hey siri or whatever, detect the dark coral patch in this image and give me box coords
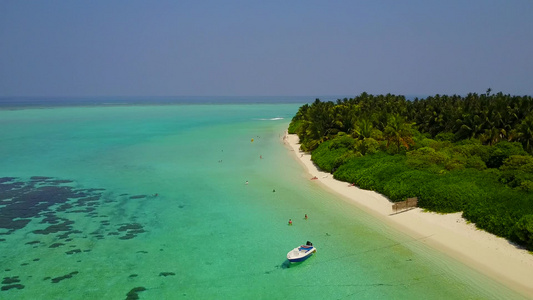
[0,176,154,272]
[65,249,81,255]
[56,229,82,240]
[2,276,20,284]
[33,220,74,235]
[1,284,24,291]
[128,274,138,278]
[119,234,136,240]
[70,207,96,213]
[159,272,175,277]
[0,177,105,236]
[0,177,17,184]
[116,223,146,240]
[1,276,24,292]
[1,219,31,232]
[50,271,79,283]
[0,184,73,231]
[40,213,60,224]
[126,287,146,300]
[56,203,73,212]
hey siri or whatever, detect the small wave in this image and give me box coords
[255,117,284,121]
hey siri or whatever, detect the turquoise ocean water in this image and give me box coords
[0,98,526,299]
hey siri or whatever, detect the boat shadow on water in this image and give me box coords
[281,260,292,269]
[280,254,316,269]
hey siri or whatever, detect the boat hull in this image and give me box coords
[287,246,316,263]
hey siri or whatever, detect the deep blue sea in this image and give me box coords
[0,97,525,299]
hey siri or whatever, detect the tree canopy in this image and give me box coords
[290,92,533,153]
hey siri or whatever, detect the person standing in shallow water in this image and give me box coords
[288,219,292,226]
[305,214,308,220]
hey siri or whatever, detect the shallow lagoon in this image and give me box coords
[0,102,525,299]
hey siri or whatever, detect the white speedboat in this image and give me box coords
[287,241,316,263]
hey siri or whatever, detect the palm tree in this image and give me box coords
[384,114,415,153]
[455,114,485,140]
[300,99,336,150]
[515,116,533,153]
[480,127,506,146]
[333,103,358,134]
[351,119,373,140]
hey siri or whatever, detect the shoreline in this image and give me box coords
[284,132,533,298]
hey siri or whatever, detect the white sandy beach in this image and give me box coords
[284,133,533,298]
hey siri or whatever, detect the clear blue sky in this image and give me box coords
[1,0,532,97]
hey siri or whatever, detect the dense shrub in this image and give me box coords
[312,136,356,172]
[499,155,533,188]
[381,170,434,202]
[355,138,381,155]
[333,153,390,189]
[486,141,527,168]
[312,143,533,248]
[419,174,485,213]
[463,190,525,238]
[407,147,448,165]
[465,156,487,170]
[511,215,533,251]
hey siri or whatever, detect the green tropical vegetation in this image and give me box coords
[288,91,533,251]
